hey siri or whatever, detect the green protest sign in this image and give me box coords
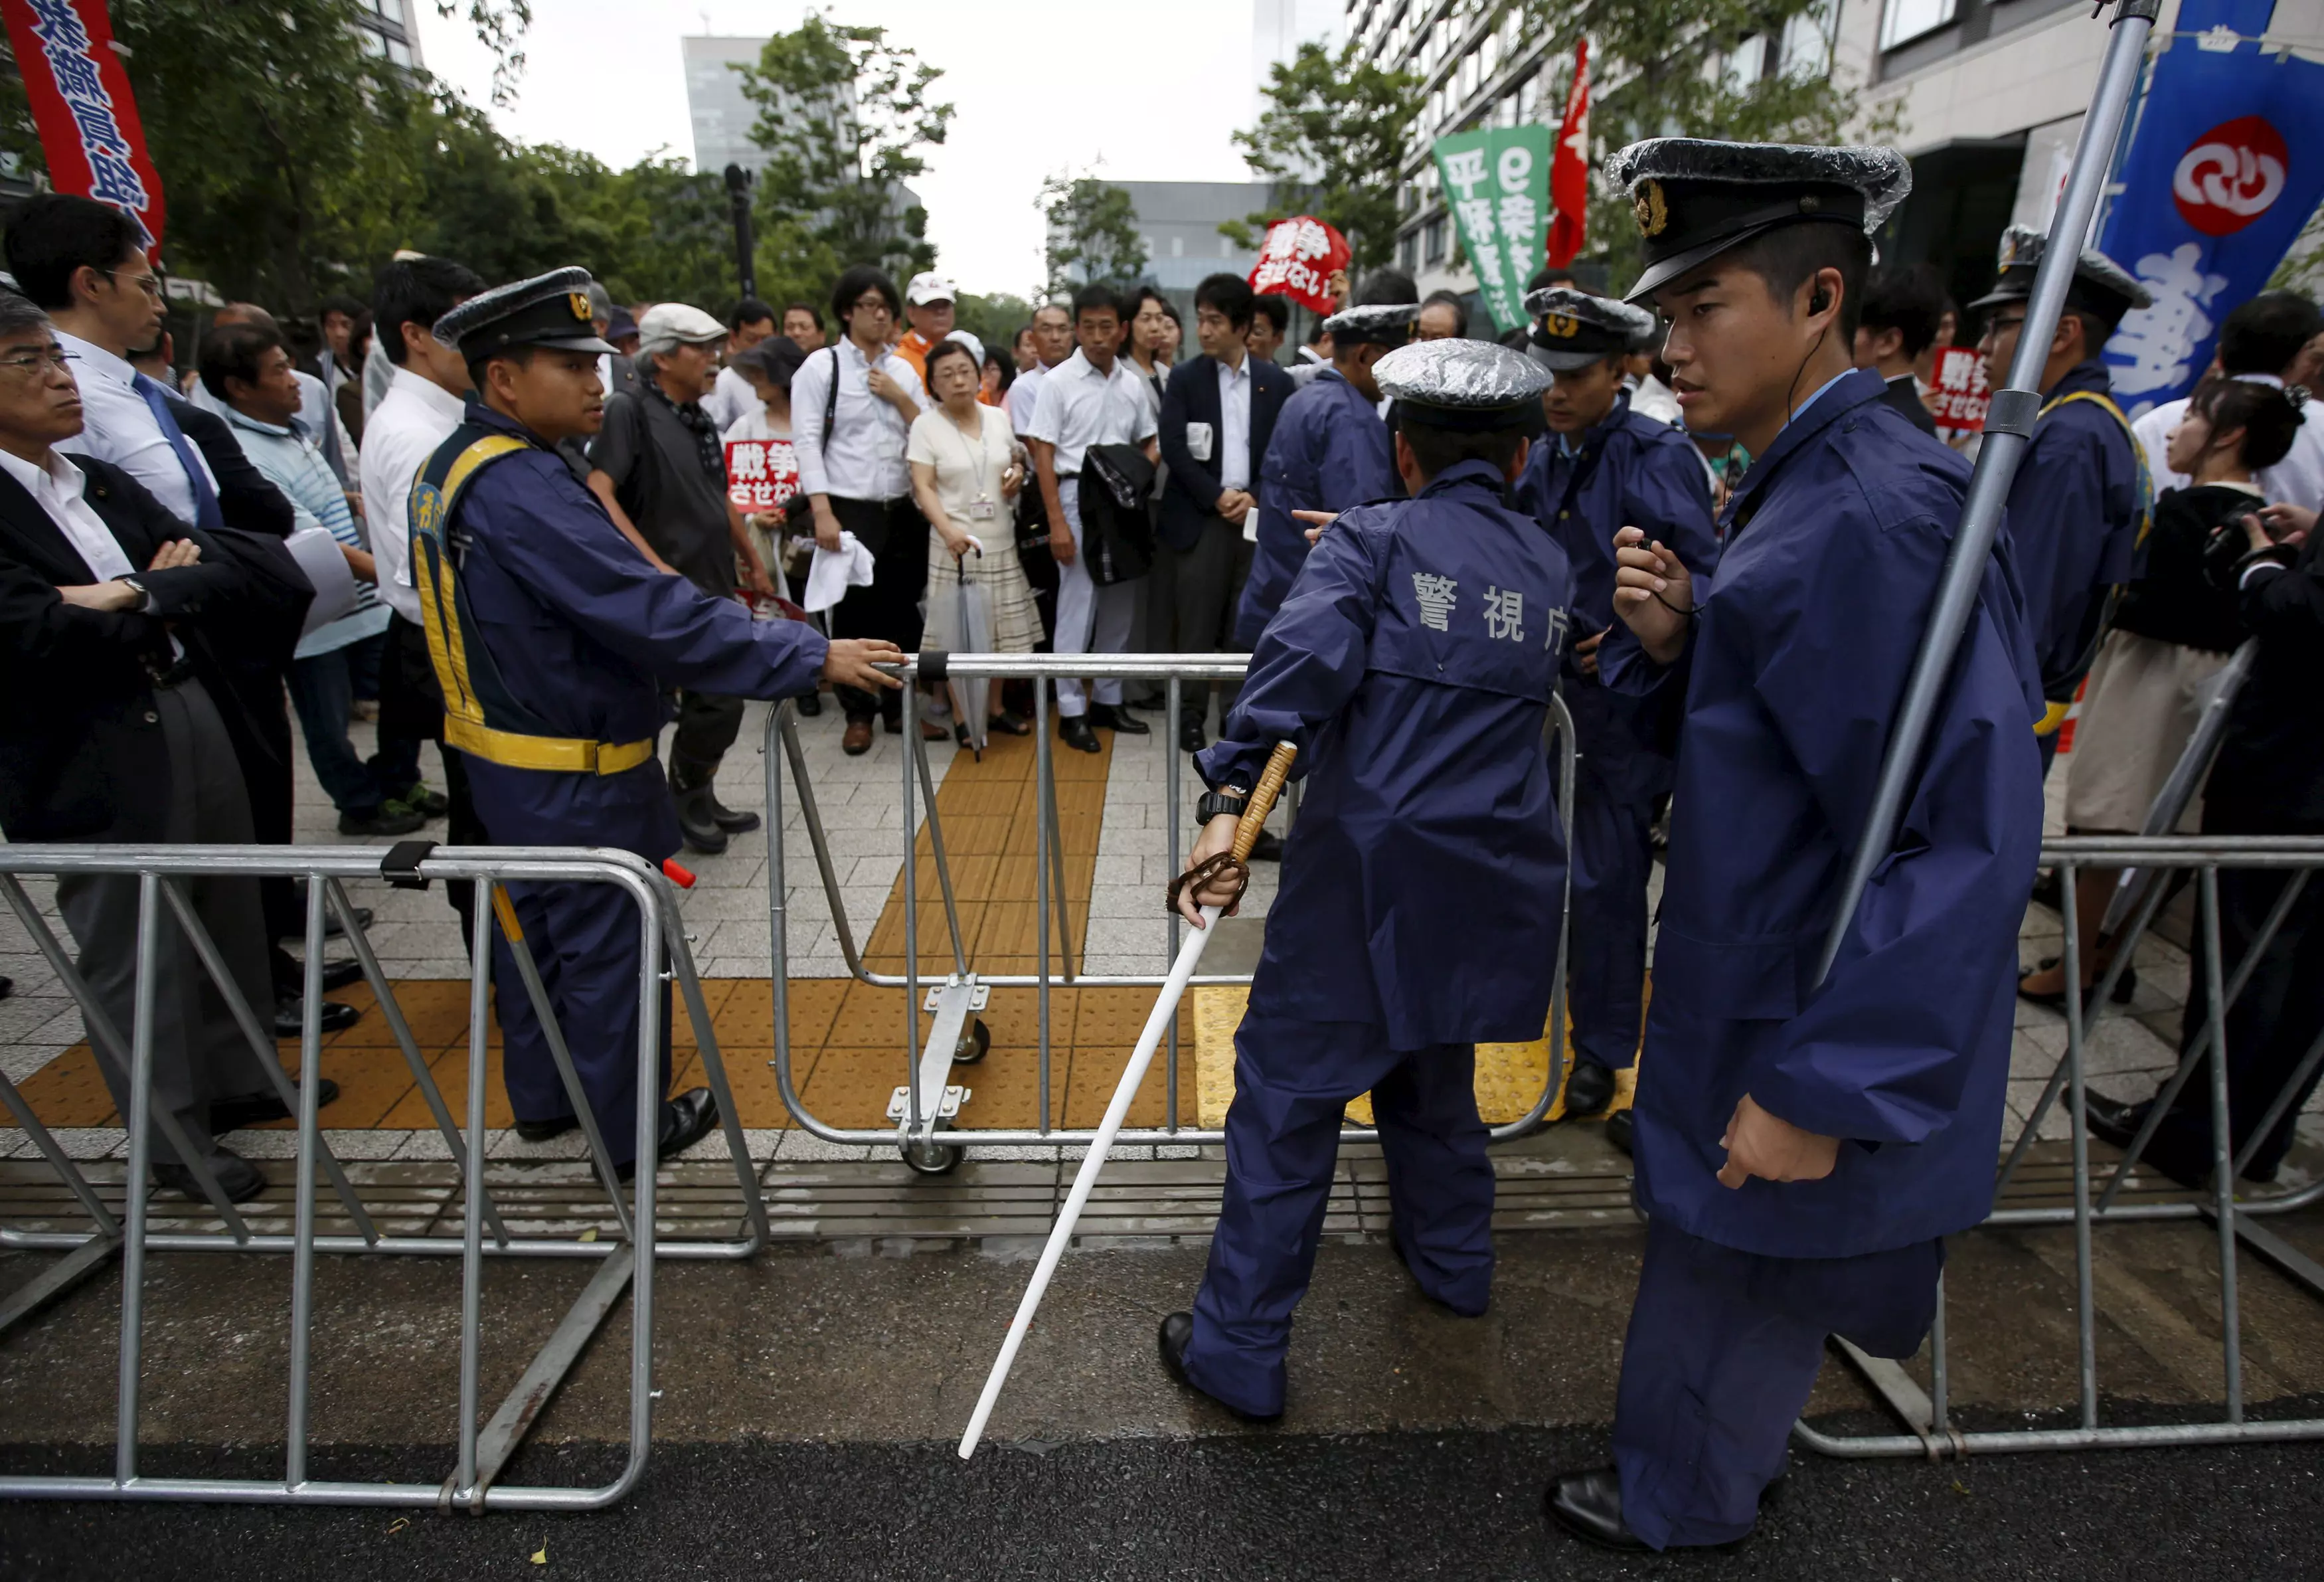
[1431,125,1552,334]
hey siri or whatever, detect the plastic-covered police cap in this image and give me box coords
[434,266,618,363]
[1523,286,1659,371]
[1967,224,2153,329]
[1376,339,1551,435]
[1604,139,1912,304]
[1322,301,1420,347]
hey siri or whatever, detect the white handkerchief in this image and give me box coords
[1185,421,1214,463]
[803,530,876,613]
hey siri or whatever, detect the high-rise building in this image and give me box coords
[353,0,425,73]
[683,36,770,178]
[1251,0,1346,123]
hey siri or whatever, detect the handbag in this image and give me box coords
[1080,443,1157,586]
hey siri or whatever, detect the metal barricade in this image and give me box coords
[0,843,769,1509]
[1798,834,2324,1460]
[766,653,1579,1172]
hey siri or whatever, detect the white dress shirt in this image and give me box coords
[2133,375,2324,509]
[703,363,757,431]
[54,329,218,527]
[358,364,467,624]
[1027,349,1157,476]
[1216,354,1254,493]
[0,445,134,579]
[1006,363,1048,436]
[789,337,928,503]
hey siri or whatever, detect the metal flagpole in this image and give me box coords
[1815,0,2162,986]
[957,740,1299,1460]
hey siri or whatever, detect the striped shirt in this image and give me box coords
[223,406,390,659]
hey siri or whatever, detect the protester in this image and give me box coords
[1008,302,1072,436]
[981,344,1012,406]
[334,312,373,448]
[201,323,420,838]
[703,296,776,430]
[206,302,358,487]
[1012,324,1040,375]
[1124,285,1175,416]
[1622,330,1685,428]
[897,273,957,387]
[1123,284,1177,707]
[2132,292,2324,508]
[792,265,933,754]
[909,337,1037,738]
[1416,290,1467,341]
[587,301,778,853]
[0,290,317,1202]
[1975,226,2151,772]
[722,335,808,622]
[782,301,826,351]
[1853,264,1948,436]
[1247,296,1290,365]
[1159,272,1292,752]
[1027,283,1159,753]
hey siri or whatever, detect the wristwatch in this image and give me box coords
[1195,788,1249,824]
[119,574,149,610]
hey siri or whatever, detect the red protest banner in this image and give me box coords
[0,0,166,250]
[1248,217,1351,314]
[1545,39,1590,269]
[725,435,799,514]
[1929,346,1989,432]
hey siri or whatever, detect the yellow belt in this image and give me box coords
[444,715,656,776]
[2034,700,2072,737]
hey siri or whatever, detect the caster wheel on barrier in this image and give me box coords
[952,1017,990,1065]
[902,1134,963,1175]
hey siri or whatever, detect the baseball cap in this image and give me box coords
[906,272,957,307]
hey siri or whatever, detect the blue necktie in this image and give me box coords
[133,372,225,533]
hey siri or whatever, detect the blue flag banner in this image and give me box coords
[2098,0,2324,417]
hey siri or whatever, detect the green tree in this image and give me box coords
[736,13,952,296]
[1229,40,1423,273]
[954,290,1035,354]
[1040,174,1145,297]
[1517,0,1894,284]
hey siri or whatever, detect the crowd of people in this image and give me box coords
[0,133,2321,1553]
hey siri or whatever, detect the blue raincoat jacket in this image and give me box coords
[1233,368,1396,649]
[2003,359,2145,703]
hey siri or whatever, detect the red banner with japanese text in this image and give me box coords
[1928,347,1989,432]
[1,0,165,250]
[725,435,799,515]
[1545,39,1590,269]
[1248,217,1351,314]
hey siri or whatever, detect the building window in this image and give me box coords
[1722,35,1767,91]
[1782,0,1835,78]
[1171,234,1185,258]
[1880,0,1958,49]
[1401,231,1420,272]
[1424,217,1446,264]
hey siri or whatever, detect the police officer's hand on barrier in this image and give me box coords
[821,638,905,692]
[1610,525,1695,667]
[1715,1095,1838,1189]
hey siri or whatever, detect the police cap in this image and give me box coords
[1967,224,2153,331]
[1375,339,1551,434]
[1523,287,1659,371]
[434,266,618,364]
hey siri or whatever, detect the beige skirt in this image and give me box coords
[2064,629,2232,832]
[925,534,1044,654]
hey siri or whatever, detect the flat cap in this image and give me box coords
[637,301,726,350]
[1375,339,1551,434]
[1523,287,1659,371]
[1967,224,2153,329]
[1604,139,1912,302]
[1323,301,1419,347]
[435,266,617,362]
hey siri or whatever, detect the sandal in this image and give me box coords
[987,709,1032,736]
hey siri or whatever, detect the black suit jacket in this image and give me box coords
[1157,353,1293,553]
[1878,374,1938,437]
[0,454,309,841]
[2212,530,2324,831]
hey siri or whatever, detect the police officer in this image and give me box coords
[1970,224,2153,771]
[1232,300,1413,651]
[1160,339,1574,1421]
[1514,286,1719,1120]
[1542,141,2044,1552]
[412,268,901,1175]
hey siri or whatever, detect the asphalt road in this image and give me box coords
[5,1413,2323,1581]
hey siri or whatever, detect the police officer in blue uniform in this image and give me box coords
[1513,285,1719,1120]
[1232,301,1413,651]
[1971,224,2153,770]
[412,269,902,1174]
[1158,339,1574,1421]
[1541,141,2045,1552]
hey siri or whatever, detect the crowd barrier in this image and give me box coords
[1801,834,2324,1460]
[0,844,767,1509]
[764,653,1580,1171]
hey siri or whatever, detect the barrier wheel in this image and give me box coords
[902,1134,963,1176]
[952,1017,991,1065]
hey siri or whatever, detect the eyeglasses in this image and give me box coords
[0,347,72,375]
[102,268,164,300]
[848,296,893,317]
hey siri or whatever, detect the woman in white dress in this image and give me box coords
[907,337,1040,738]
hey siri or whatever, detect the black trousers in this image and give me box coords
[382,612,485,943]
[827,495,928,724]
[669,689,747,786]
[1173,515,1256,721]
[2147,802,2324,1182]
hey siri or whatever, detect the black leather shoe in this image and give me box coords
[211,1080,340,1132]
[317,957,365,993]
[794,691,822,717]
[1092,703,1149,736]
[1156,1312,1280,1421]
[515,1115,579,1143]
[620,1087,720,1179]
[2019,955,2137,1010]
[2082,1094,2147,1152]
[1059,715,1102,754]
[2031,867,2063,912]
[274,997,360,1037]
[673,786,730,856]
[1246,831,1283,862]
[1563,1059,1618,1120]
[1179,715,1207,754]
[153,1149,266,1205]
[1545,1467,1651,1552]
[1604,1108,1635,1157]
[706,792,762,834]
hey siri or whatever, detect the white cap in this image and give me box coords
[636,302,726,351]
[945,329,987,367]
[906,272,957,306]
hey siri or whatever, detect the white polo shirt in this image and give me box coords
[1026,349,1155,475]
[357,364,468,625]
